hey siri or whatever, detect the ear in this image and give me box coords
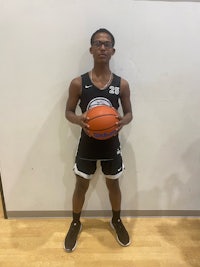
[111,48,116,55]
[89,47,93,54]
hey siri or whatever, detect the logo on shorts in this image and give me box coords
[117,148,121,155]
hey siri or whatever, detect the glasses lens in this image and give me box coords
[93,41,113,48]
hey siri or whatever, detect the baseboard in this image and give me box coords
[6,209,200,218]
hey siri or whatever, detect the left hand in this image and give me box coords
[115,114,124,133]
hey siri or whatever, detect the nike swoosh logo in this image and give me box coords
[85,85,93,88]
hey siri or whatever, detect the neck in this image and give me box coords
[93,62,110,74]
[90,68,113,90]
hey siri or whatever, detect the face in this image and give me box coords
[90,32,115,63]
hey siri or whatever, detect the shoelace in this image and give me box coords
[114,219,126,231]
[68,222,79,236]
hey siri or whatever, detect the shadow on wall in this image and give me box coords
[120,127,138,212]
[157,139,200,267]
[9,85,80,213]
[164,138,200,210]
[135,134,200,213]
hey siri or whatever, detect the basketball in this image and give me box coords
[86,105,119,140]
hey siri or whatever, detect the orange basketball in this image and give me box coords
[86,105,119,140]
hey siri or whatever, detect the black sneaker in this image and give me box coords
[64,221,82,252]
[110,219,131,247]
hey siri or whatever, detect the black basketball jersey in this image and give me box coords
[79,72,120,112]
[76,72,121,160]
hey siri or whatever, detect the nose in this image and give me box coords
[99,43,106,50]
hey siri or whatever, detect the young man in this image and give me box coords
[64,28,133,252]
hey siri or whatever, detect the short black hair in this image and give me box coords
[90,28,115,47]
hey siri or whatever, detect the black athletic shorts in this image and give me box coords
[73,154,124,180]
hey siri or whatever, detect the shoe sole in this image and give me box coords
[110,221,131,247]
[64,224,82,253]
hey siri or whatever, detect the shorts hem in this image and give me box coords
[104,170,124,179]
[104,163,125,179]
[73,164,93,179]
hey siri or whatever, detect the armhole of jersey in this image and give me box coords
[80,73,89,109]
[118,76,122,96]
[80,76,83,96]
[80,73,87,97]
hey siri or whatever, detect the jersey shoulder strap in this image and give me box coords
[81,72,91,87]
[112,73,121,87]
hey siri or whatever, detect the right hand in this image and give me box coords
[77,113,90,136]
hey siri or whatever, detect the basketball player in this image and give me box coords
[64,28,133,252]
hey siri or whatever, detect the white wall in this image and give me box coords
[0,0,200,216]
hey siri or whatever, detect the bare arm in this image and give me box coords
[117,78,133,131]
[65,77,88,130]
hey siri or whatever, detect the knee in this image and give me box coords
[75,176,90,194]
[106,178,120,192]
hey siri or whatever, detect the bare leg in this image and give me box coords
[64,175,90,252]
[105,177,130,247]
[73,175,90,213]
[105,178,121,211]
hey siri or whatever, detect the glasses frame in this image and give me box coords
[92,40,114,49]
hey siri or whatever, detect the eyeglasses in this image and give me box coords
[92,40,113,49]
